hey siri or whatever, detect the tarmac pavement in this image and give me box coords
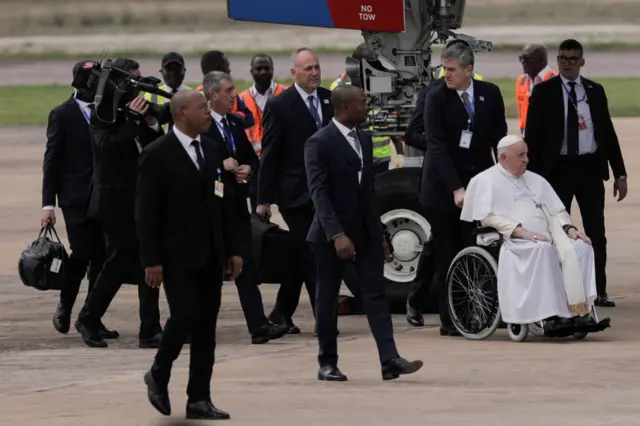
[0,118,639,424]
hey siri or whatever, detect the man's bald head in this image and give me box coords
[290,47,321,93]
[169,89,211,136]
[331,84,360,110]
[520,43,548,76]
[331,84,366,125]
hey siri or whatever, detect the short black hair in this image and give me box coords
[72,60,92,79]
[113,58,140,72]
[200,50,226,75]
[250,53,273,67]
[558,39,584,56]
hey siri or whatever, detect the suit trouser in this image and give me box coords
[77,222,161,338]
[549,154,608,296]
[152,258,222,403]
[271,202,317,322]
[234,219,269,334]
[59,207,106,311]
[423,208,472,327]
[312,241,398,367]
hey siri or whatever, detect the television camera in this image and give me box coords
[71,59,174,124]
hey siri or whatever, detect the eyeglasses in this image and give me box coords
[557,55,582,64]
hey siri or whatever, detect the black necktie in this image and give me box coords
[191,140,205,172]
[220,117,235,156]
[307,95,322,128]
[566,82,579,157]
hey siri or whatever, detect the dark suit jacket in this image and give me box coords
[524,75,626,180]
[135,132,241,270]
[420,79,507,211]
[42,96,94,209]
[404,79,446,151]
[88,114,162,227]
[203,112,259,221]
[258,85,333,209]
[304,121,383,248]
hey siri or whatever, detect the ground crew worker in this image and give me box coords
[516,43,558,136]
[195,50,255,129]
[143,52,190,133]
[237,54,289,211]
[331,44,404,173]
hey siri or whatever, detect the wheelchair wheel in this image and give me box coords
[507,324,529,342]
[447,246,501,340]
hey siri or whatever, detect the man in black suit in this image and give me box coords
[421,43,507,336]
[138,90,243,420]
[525,39,627,308]
[41,60,112,337]
[201,71,289,344]
[75,58,163,349]
[305,85,423,381]
[256,47,334,333]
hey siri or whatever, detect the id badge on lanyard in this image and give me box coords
[459,99,474,149]
[214,168,224,198]
[562,82,588,130]
[216,120,236,153]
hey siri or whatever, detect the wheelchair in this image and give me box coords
[446,227,611,342]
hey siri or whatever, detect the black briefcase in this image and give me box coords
[18,225,69,291]
[250,214,295,284]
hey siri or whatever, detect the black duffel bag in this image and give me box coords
[250,214,295,284]
[18,225,69,291]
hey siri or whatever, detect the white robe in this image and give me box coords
[461,164,597,324]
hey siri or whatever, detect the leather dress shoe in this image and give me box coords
[439,326,462,337]
[318,365,348,381]
[251,323,289,344]
[144,370,170,416]
[186,400,230,420]
[543,316,574,333]
[268,312,301,334]
[53,303,71,334]
[98,322,119,339]
[382,357,424,380]
[594,295,616,307]
[406,303,424,327]
[139,332,162,349]
[574,315,597,327]
[75,320,107,348]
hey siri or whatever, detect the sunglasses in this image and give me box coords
[557,55,582,64]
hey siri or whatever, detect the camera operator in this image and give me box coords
[75,58,163,349]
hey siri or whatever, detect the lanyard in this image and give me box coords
[215,118,236,153]
[561,81,586,111]
[74,98,91,124]
[461,96,474,129]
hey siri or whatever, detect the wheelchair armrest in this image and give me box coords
[472,226,503,247]
[473,226,500,236]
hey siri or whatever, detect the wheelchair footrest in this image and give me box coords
[579,317,611,333]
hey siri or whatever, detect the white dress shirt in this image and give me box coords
[295,83,323,124]
[333,118,363,183]
[527,66,551,96]
[559,75,597,155]
[173,125,204,169]
[249,82,278,111]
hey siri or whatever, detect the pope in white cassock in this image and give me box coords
[460,135,598,330]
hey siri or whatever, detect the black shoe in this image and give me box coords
[439,326,462,337]
[574,315,596,328]
[53,303,71,334]
[381,357,423,381]
[139,332,162,349]
[98,322,119,339]
[594,295,616,307]
[268,311,301,334]
[251,323,289,344]
[186,400,230,420]
[406,303,424,327]
[144,370,170,416]
[317,365,347,381]
[75,320,107,348]
[543,316,574,333]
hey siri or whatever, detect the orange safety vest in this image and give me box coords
[196,84,243,117]
[238,83,289,156]
[516,69,558,130]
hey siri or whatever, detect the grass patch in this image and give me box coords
[1,77,639,126]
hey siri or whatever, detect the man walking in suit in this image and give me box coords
[138,90,243,420]
[305,85,423,381]
[75,58,163,349]
[41,60,113,338]
[421,42,507,336]
[256,47,334,333]
[202,71,289,344]
[525,39,627,308]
